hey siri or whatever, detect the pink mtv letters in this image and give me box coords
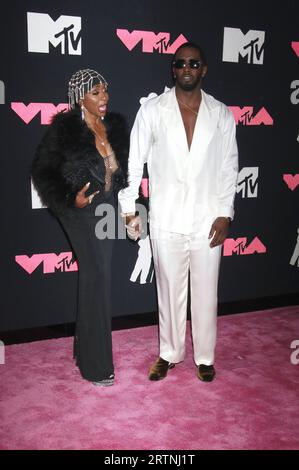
[228,106,273,125]
[116,29,187,54]
[141,178,149,198]
[15,253,78,274]
[223,237,267,256]
[11,103,68,124]
[291,41,299,58]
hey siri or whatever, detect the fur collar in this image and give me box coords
[32,107,129,216]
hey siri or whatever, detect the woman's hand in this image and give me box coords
[75,182,99,208]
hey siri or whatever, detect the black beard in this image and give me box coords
[176,77,202,92]
[177,82,197,91]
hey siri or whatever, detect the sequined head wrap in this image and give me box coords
[68,69,108,109]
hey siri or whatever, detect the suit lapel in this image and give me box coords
[159,88,220,159]
[189,90,219,158]
[159,88,189,154]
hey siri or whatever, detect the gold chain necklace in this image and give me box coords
[177,98,199,116]
[93,127,107,147]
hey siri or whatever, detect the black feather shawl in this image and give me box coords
[31,108,129,216]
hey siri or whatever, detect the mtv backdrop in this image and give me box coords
[0,0,298,330]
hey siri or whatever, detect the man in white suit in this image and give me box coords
[119,42,238,382]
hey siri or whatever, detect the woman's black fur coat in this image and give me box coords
[31,108,129,216]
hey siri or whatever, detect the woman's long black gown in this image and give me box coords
[59,156,117,382]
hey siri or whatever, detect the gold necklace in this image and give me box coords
[93,128,107,147]
[177,98,199,116]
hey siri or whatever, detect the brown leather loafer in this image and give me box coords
[197,364,216,382]
[148,357,175,381]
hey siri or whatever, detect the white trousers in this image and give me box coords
[150,226,222,366]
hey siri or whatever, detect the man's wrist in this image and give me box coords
[121,212,137,225]
[120,212,135,218]
[218,216,231,223]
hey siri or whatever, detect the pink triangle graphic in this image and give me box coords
[291,41,299,57]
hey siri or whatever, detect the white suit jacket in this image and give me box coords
[118,87,238,235]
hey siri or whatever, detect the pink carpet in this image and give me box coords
[0,306,299,450]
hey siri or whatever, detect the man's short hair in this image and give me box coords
[174,42,207,66]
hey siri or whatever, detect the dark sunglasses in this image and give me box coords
[172,59,202,69]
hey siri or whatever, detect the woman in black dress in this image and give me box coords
[31,69,128,386]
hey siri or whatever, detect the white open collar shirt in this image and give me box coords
[118,87,239,235]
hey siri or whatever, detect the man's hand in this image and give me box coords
[75,182,99,209]
[208,217,230,248]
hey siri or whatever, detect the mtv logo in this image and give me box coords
[228,106,273,125]
[291,41,299,58]
[139,86,170,105]
[15,253,78,274]
[117,29,187,54]
[0,80,4,104]
[223,27,265,64]
[141,177,149,198]
[11,102,68,124]
[27,12,81,55]
[140,92,158,105]
[237,167,259,198]
[223,237,266,256]
[130,235,154,284]
[283,174,299,191]
[31,180,46,209]
[290,228,299,267]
